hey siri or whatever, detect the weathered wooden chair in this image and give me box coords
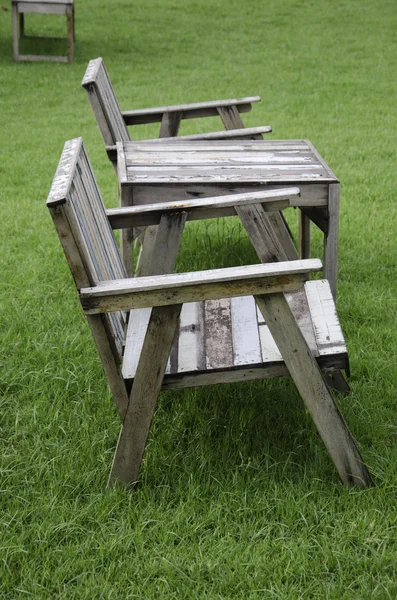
[81,57,272,169]
[47,137,371,489]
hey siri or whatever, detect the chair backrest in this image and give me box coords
[82,57,130,147]
[47,137,127,362]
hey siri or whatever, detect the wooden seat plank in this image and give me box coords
[230,295,262,366]
[176,302,206,373]
[122,281,347,382]
[205,298,234,370]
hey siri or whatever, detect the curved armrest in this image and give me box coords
[80,259,322,314]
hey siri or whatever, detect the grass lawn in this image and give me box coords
[1,0,397,597]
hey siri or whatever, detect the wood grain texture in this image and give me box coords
[159,111,182,137]
[122,97,260,124]
[13,0,74,62]
[205,298,233,369]
[80,259,321,314]
[122,282,348,382]
[324,183,340,299]
[107,188,302,229]
[108,304,182,487]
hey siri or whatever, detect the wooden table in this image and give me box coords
[117,139,340,297]
[12,0,75,63]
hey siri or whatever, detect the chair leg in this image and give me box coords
[299,209,311,259]
[66,10,74,63]
[12,4,19,61]
[255,293,372,488]
[108,303,182,488]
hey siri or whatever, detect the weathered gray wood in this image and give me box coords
[126,182,328,207]
[131,127,272,143]
[324,183,340,298]
[299,210,311,259]
[217,105,246,129]
[122,210,186,385]
[124,140,313,152]
[231,295,262,366]
[148,212,187,275]
[47,137,127,383]
[80,259,322,314]
[159,111,182,137]
[108,303,182,487]
[125,164,327,184]
[217,105,264,140]
[254,293,371,487]
[83,59,267,166]
[107,188,302,229]
[236,203,289,262]
[122,97,261,125]
[82,58,130,150]
[48,137,355,489]
[67,10,73,62]
[134,226,158,277]
[16,1,71,14]
[12,3,19,60]
[267,211,299,261]
[122,280,348,382]
[176,302,206,373]
[121,307,151,383]
[17,0,73,4]
[162,364,290,389]
[125,152,319,167]
[12,0,74,62]
[305,280,346,357]
[205,298,233,369]
[118,138,338,288]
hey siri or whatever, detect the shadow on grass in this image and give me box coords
[139,375,339,493]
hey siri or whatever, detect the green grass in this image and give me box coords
[1,0,397,597]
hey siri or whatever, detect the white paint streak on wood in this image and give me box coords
[177,302,206,373]
[231,296,262,366]
[122,307,151,380]
[305,280,346,355]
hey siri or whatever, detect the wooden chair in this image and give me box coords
[81,57,272,169]
[47,137,372,489]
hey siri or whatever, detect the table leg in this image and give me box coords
[67,8,74,63]
[12,4,19,61]
[324,183,340,299]
[299,209,311,259]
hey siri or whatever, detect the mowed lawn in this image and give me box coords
[0,0,397,597]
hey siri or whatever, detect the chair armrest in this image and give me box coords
[122,97,261,125]
[106,187,301,230]
[80,259,322,314]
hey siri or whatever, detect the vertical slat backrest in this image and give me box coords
[82,57,130,146]
[47,137,127,361]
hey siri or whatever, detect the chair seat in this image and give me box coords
[122,279,348,389]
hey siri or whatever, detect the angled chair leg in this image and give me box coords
[255,293,372,487]
[108,303,182,488]
[108,211,187,487]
